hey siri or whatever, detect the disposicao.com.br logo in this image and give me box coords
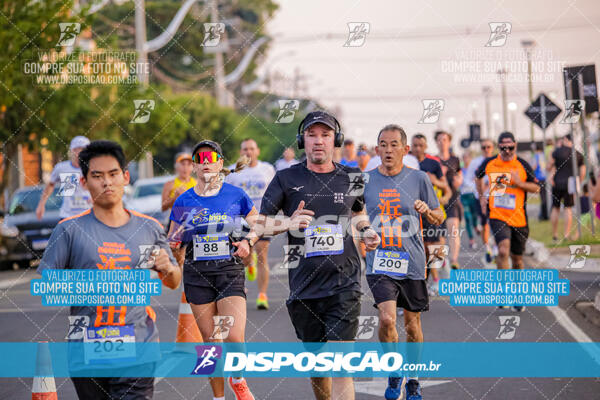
[194,349,442,376]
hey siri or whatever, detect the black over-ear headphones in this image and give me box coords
[296,114,344,149]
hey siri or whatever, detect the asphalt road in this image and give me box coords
[1,231,599,399]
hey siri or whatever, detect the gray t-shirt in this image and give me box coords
[49,161,92,218]
[38,208,177,369]
[364,166,439,280]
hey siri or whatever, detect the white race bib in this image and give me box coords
[304,224,344,258]
[83,324,136,365]
[193,235,230,261]
[494,194,516,210]
[373,249,409,276]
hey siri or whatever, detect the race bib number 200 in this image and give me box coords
[373,249,409,277]
[304,224,344,258]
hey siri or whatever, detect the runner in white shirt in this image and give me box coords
[274,147,300,171]
[225,138,276,310]
[36,136,92,220]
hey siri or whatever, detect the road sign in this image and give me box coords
[563,64,598,114]
[524,93,562,130]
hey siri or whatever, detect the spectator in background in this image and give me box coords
[549,134,585,242]
[357,143,371,171]
[36,136,92,220]
[533,143,549,220]
[340,139,359,167]
[161,152,196,213]
[275,147,300,171]
[460,150,479,250]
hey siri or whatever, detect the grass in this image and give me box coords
[528,215,600,248]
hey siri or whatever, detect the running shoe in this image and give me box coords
[256,292,269,310]
[385,376,403,400]
[228,377,255,400]
[245,251,258,281]
[511,305,526,312]
[498,305,510,310]
[405,379,422,400]
[485,248,493,264]
[450,263,459,270]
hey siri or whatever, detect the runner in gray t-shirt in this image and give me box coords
[38,140,181,400]
[363,125,444,400]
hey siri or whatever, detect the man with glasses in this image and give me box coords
[475,132,539,311]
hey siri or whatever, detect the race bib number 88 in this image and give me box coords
[193,235,230,261]
[373,249,409,277]
[304,224,344,258]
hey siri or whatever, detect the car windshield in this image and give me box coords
[9,188,61,215]
[133,182,165,198]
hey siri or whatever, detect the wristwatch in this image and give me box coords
[242,237,254,249]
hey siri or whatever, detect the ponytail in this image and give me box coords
[221,155,250,176]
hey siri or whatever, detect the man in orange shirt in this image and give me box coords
[475,132,539,312]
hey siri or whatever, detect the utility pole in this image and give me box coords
[211,0,227,106]
[522,39,536,154]
[483,86,492,139]
[134,0,148,85]
[498,69,508,131]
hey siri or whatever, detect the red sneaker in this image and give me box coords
[228,377,255,400]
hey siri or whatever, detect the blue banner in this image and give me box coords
[4,342,600,378]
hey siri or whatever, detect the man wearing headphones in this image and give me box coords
[255,111,380,400]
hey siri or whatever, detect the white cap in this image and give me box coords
[70,136,90,150]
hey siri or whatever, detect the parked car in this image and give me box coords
[0,186,62,269]
[125,175,174,226]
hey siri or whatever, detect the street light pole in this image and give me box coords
[134,0,148,85]
[483,86,492,139]
[522,39,536,154]
[499,69,508,131]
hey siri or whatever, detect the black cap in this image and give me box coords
[498,131,515,143]
[301,111,338,132]
[192,140,223,157]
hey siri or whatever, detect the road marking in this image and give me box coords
[546,305,600,364]
[0,276,32,290]
[355,377,452,396]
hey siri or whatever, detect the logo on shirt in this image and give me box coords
[275,100,299,124]
[418,99,444,124]
[58,173,80,197]
[485,22,512,47]
[192,345,222,375]
[343,22,370,47]
[334,193,344,203]
[291,186,304,192]
[282,245,304,269]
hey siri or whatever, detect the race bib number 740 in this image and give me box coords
[304,224,344,258]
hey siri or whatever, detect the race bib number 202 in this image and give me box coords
[83,324,136,365]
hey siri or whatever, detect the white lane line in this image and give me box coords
[0,276,33,290]
[546,305,600,364]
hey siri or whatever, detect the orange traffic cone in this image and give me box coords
[32,341,57,400]
[175,292,203,352]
